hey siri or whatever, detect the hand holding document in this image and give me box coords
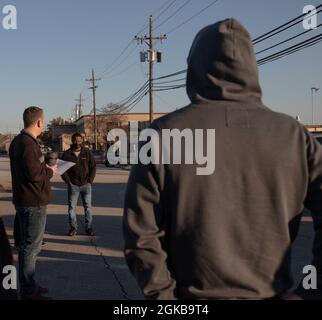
[56,159,76,176]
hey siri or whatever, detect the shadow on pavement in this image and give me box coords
[50,181,127,209]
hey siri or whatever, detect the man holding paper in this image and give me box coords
[61,133,96,237]
[9,106,57,300]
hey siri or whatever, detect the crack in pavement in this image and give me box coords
[77,216,131,300]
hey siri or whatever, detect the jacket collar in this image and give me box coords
[21,130,40,145]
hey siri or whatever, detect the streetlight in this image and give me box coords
[311,87,320,126]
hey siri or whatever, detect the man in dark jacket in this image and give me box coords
[0,218,17,300]
[123,18,322,300]
[9,106,57,300]
[61,133,96,237]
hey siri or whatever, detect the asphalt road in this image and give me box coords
[0,157,144,300]
[0,157,317,299]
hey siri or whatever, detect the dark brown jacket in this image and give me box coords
[9,131,53,207]
[61,147,96,186]
[123,19,322,300]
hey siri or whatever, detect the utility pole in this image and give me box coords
[86,69,101,150]
[74,104,78,122]
[135,15,167,123]
[311,87,320,126]
[75,93,85,120]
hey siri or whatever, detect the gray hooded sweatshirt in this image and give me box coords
[123,18,322,300]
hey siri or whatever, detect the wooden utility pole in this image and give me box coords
[75,93,85,119]
[135,15,167,123]
[311,87,320,126]
[148,15,154,124]
[86,69,101,150]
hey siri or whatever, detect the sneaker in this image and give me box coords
[86,228,94,236]
[68,228,77,237]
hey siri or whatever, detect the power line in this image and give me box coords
[135,15,167,123]
[104,60,139,80]
[134,0,177,36]
[153,32,322,92]
[257,32,322,65]
[253,4,322,44]
[125,90,150,113]
[256,23,322,55]
[96,1,179,79]
[120,82,149,106]
[96,3,322,112]
[86,69,101,150]
[110,81,149,114]
[154,69,187,81]
[99,43,138,78]
[154,0,178,22]
[155,93,175,108]
[154,0,193,31]
[153,7,322,84]
[164,0,220,35]
[154,85,186,92]
[155,77,186,84]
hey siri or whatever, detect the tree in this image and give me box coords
[48,117,72,126]
[94,103,129,150]
[39,117,73,148]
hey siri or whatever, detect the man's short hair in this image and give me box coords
[23,107,44,128]
[72,132,83,142]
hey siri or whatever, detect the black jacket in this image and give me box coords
[61,147,96,186]
[9,131,53,207]
[124,18,322,300]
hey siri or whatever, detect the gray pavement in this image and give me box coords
[0,157,316,299]
[0,157,144,300]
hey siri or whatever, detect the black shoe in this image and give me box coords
[68,228,77,237]
[86,228,94,236]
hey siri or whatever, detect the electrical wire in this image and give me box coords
[154,0,178,22]
[154,0,193,31]
[256,23,322,55]
[258,33,322,65]
[103,60,139,80]
[164,0,220,35]
[253,4,322,44]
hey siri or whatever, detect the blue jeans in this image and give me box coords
[16,206,46,297]
[68,183,93,230]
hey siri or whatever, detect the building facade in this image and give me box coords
[0,134,16,152]
[52,113,167,151]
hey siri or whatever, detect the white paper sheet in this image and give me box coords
[56,159,76,176]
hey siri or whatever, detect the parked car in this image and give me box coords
[92,150,106,165]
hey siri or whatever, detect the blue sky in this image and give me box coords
[0,0,321,133]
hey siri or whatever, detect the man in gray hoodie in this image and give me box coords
[123,18,322,300]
